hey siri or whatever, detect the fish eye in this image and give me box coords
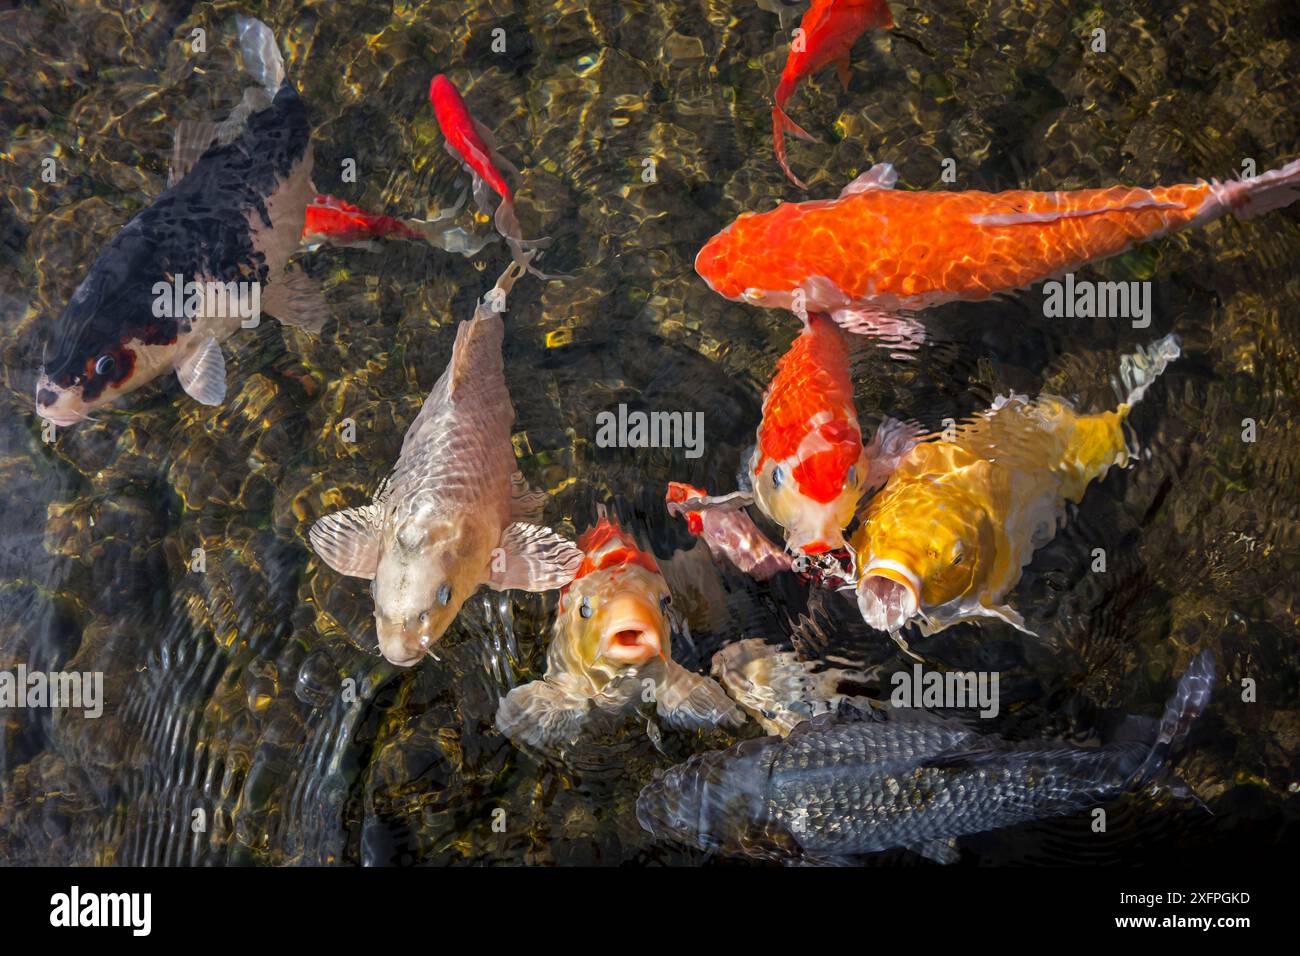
[772,465,784,488]
[580,597,593,619]
[951,546,964,566]
[437,583,451,606]
[660,594,672,611]
[846,465,856,486]
[419,610,429,625]
[743,288,766,301]
[94,355,115,376]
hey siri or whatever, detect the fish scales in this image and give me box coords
[638,643,1217,866]
[387,314,515,528]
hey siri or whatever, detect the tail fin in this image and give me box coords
[1131,649,1215,786]
[234,16,286,94]
[1211,158,1300,221]
[1115,333,1181,410]
[492,199,564,279]
[474,252,534,321]
[772,106,819,190]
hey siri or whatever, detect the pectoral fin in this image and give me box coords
[495,679,590,749]
[918,600,1036,637]
[828,306,927,353]
[487,523,583,592]
[912,838,961,865]
[982,602,1035,635]
[665,485,790,581]
[863,416,925,491]
[175,336,227,405]
[262,269,329,332]
[656,662,746,732]
[509,471,549,523]
[308,504,382,579]
[215,85,274,145]
[711,638,871,736]
[169,121,219,187]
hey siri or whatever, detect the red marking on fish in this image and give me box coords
[572,516,661,582]
[666,483,709,535]
[756,313,862,504]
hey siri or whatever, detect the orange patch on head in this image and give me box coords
[571,517,660,584]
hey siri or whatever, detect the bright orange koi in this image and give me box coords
[669,313,917,574]
[697,160,1300,333]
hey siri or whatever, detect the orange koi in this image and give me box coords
[772,0,894,188]
[697,160,1300,333]
[668,314,918,576]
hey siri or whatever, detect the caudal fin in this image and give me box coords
[234,16,286,94]
[772,106,819,189]
[1209,158,1300,221]
[1131,649,1215,786]
[1115,333,1181,409]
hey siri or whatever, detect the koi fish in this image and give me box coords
[851,335,1181,644]
[307,256,581,667]
[697,160,1300,335]
[301,192,495,256]
[428,74,551,275]
[496,516,745,750]
[637,650,1214,865]
[772,0,894,188]
[36,17,328,426]
[669,313,918,573]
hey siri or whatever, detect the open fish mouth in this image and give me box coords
[599,619,662,664]
[856,560,920,632]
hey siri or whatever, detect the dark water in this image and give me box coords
[0,0,1297,865]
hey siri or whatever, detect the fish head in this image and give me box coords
[554,519,672,677]
[371,516,490,666]
[37,228,180,425]
[561,563,671,673]
[852,479,993,632]
[694,211,791,305]
[751,443,868,557]
[635,747,769,854]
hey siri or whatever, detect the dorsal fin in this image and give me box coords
[840,163,898,197]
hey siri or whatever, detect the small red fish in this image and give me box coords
[773,0,894,188]
[301,193,494,256]
[428,74,550,272]
[302,194,423,246]
[666,482,794,581]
